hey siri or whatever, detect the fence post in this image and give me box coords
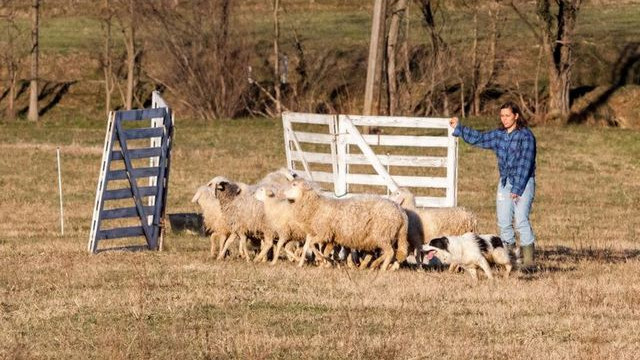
[336,117,348,197]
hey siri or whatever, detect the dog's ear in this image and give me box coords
[489,235,503,249]
[429,237,449,251]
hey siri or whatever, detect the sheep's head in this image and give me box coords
[254,186,276,202]
[214,181,241,201]
[278,167,300,181]
[206,176,230,189]
[391,188,416,208]
[191,186,211,204]
[284,179,312,201]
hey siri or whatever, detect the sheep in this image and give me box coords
[284,179,409,271]
[191,177,234,258]
[193,169,297,261]
[213,180,278,263]
[257,167,299,187]
[391,188,478,266]
[254,186,307,265]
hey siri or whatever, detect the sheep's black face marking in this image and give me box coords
[490,236,503,248]
[214,181,227,197]
[429,237,449,251]
[474,235,489,254]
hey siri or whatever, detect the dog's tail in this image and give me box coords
[395,212,409,263]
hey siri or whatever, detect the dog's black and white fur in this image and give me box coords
[422,233,512,280]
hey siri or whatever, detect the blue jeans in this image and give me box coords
[496,177,535,247]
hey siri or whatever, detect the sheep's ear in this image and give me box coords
[301,181,312,190]
[266,189,275,197]
[216,181,227,191]
[234,184,241,195]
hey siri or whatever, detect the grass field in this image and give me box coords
[1,116,639,359]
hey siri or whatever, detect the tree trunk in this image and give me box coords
[27,0,40,121]
[6,65,16,120]
[470,11,479,115]
[273,0,282,116]
[386,0,407,116]
[471,2,499,116]
[537,0,582,118]
[364,0,387,117]
[124,0,135,110]
[103,0,114,116]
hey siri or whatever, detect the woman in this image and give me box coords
[450,101,537,269]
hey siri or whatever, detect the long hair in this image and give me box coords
[499,101,528,129]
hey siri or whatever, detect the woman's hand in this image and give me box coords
[449,117,459,129]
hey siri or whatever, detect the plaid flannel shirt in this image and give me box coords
[453,124,536,196]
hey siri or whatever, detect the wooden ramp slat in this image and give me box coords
[101,206,156,220]
[118,108,166,121]
[103,186,157,200]
[111,147,162,160]
[107,167,159,180]
[98,226,145,240]
[122,127,165,140]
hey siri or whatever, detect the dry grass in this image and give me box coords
[1,118,639,359]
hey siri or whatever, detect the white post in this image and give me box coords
[56,147,64,236]
[446,125,458,207]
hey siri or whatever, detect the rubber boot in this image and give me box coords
[521,244,536,272]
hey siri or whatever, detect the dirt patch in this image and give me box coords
[570,85,640,129]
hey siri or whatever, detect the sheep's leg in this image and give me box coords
[370,245,394,271]
[239,234,251,262]
[284,241,300,262]
[271,235,289,265]
[347,252,356,269]
[209,234,218,257]
[379,246,395,271]
[217,233,228,256]
[358,254,373,270]
[298,235,314,267]
[217,233,237,260]
[255,235,274,263]
[320,243,335,267]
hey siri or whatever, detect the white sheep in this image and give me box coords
[285,179,409,271]
[213,180,278,263]
[254,186,307,265]
[194,169,297,261]
[391,188,478,266]
[191,177,234,258]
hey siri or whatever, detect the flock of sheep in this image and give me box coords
[190,168,498,276]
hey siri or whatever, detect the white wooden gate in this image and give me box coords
[282,112,458,207]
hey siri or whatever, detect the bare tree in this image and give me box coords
[0,0,23,120]
[538,0,582,118]
[272,0,282,116]
[101,0,115,115]
[469,1,500,116]
[386,0,408,116]
[145,0,249,120]
[364,0,387,117]
[114,0,139,110]
[511,0,582,120]
[27,0,39,121]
